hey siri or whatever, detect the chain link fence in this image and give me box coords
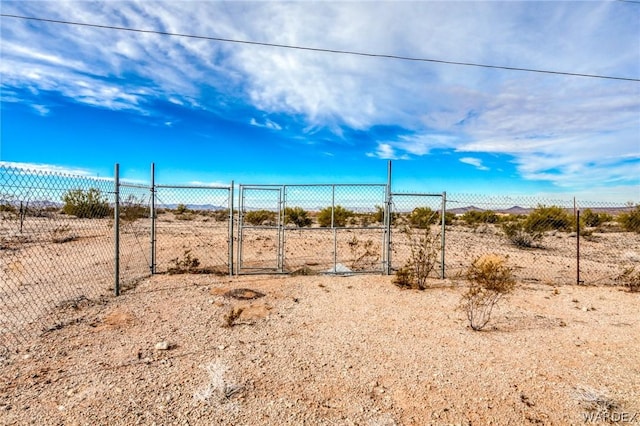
[237,184,388,274]
[442,194,639,286]
[2,162,638,350]
[1,166,115,348]
[154,185,232,275]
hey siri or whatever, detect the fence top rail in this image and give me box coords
[119,182,150,190]
[392,192,443,197]
[239,183,387,189]
[155,184,231,190]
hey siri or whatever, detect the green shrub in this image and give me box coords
[120,195,149,222]
[62,188,111,218]
[284,207,312,227]
[0,201,16,214]
[581,209,608,228]
[618,205,640,233]
[213,208,230,222]
[244,209,276,226]
[501,221,542,248]
[175,204,189,215]
[317,205,354,227]
[462,210,498,225]
[408,207,439,228]
[524,205,572,232]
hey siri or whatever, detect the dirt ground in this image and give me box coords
[1,273,639,425]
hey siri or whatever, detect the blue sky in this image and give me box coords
[1,1,639,203]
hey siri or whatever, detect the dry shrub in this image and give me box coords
[51,224,78,243]
[348,236,379,271]
[222,307,244,328]
[393,226,440,290]
[168,250,200,274]
[461,254,516,331]
[617,265,640,292]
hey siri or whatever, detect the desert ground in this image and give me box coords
[1,210,639,425]
[1,273,639,425]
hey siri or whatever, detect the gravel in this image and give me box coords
[1,274,639,425]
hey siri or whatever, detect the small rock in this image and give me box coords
[155,341,170,351]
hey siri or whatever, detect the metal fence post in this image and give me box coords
[229,180,234,277]
[577,208,582,285]
[384,160,393,275]
[441,191,446,279]
[332,184,337,272]
[150,163,156,274]
[114,163,120,296]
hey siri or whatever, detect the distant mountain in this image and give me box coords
[447,205,485,215]
[157,204,227,211]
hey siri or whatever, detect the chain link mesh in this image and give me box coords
[238,184,387,274]
[154,186,231,275]
[2,162,638,350]
[1,166,115,348]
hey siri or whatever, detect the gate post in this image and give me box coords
[441,191,446,279]
[150,163,156,274]
[384,161,393,275]
[114,163,120,296]
[229,181,234,277]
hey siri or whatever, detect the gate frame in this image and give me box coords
[388,191,447,279]
[237,184,285,274]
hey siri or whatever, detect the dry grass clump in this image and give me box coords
[461,254,516,331]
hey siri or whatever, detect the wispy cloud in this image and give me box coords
[249,117,282,131]
[0,161,97,177]
[459,157,489,171]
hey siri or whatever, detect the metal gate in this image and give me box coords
[237,185,284,273]
[388,192,446,278]
[237,183,388,275]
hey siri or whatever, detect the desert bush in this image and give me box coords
[581,209,611,228]
[618,205,640,233]
[62,188,111,218]
[617,265,640,292]
[524,205,572,232]
[175,204,189,215]
[284,207,312,227]
[461,254,516,331]
[120,195,149,222]
[0,201,17,214]
[222,307,244,328]
[213,208,230,222]
[317,205,354,227]
[244,209,276,226]
[348,236,379,270]
[408,207,439,228]
[393,226,440,290]
[51,224,78,243]
[462,210,498,226]
[168,250,201,274]
[501,221,542,248]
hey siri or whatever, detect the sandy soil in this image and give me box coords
[1,273,639,425]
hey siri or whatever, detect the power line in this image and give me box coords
[2,13,639,83]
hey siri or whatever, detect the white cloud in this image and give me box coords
[459,157,489,171]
